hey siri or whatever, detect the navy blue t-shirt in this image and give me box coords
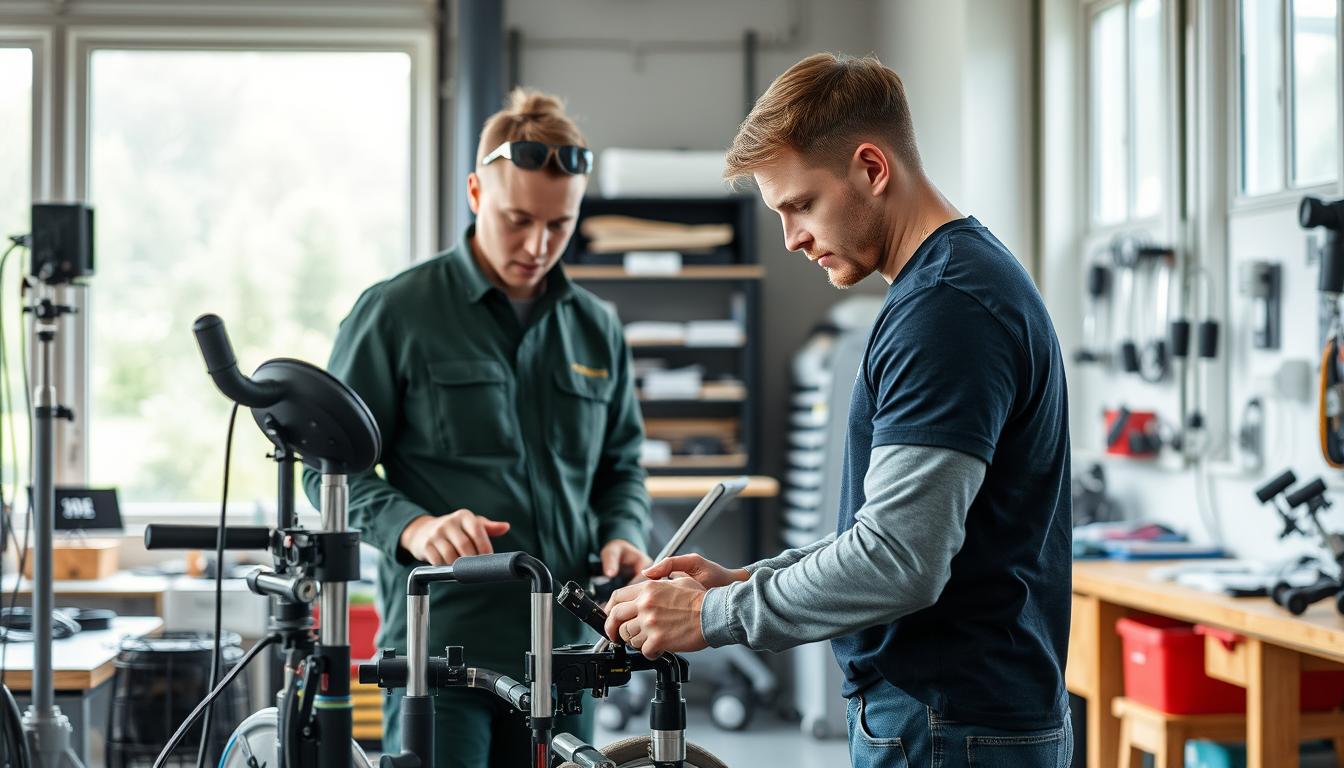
[831,216,1072,728]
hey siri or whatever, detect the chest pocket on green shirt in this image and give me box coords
[551,368,614,465]
[428,360,516,456]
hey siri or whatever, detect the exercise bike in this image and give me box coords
[359,551,730,768]
[143,313,382,768]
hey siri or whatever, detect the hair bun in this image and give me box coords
[506,88,565,118]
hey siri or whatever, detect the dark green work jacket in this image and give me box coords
[302,228,650,677]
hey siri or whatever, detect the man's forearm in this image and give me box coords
[745,533,835,573]
[701,444,985,652]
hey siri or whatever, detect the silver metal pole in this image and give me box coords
[406,595,429,697]
[22,287,83,768]
[530,593,552,720]
[650,729,687,764]
[31,320,54,713]
[319,474,348,647]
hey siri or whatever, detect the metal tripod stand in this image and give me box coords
[19,282,82,768]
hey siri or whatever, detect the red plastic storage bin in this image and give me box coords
[1195,625,1344,712]
[1116,614,1247,714]
[312,603,381,661]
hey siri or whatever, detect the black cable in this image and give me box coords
[8,268,36,681]
[281,653,301,768]
[152,633,279,768]
[0,244,10,618]
[0,242,15,581]
[1,680,29,768]
[0,242,26,686]
[196,402,239,768]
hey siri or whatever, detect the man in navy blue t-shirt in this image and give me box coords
[604,53,1072,767]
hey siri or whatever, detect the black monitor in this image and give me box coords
[52,487,122,533]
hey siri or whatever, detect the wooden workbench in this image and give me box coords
[3,616,163,763]
[2,615,163,690]
[645,474,778,499]
[1070,560,1344,768]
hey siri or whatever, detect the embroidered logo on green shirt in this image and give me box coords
[571,362,609,379]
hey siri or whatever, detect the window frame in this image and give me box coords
[1084,0,1175,237]
[1232,0,1342,207]
[0,28,52,222]
[64,25,436,522]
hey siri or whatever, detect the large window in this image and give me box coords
[1239,0,1339,196]
[1089,0,1169,226]
[86,49,415,507]
[0,47,32,505]
[1291,0,1339,187]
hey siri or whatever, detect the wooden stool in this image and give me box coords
[1112,696,1344,768]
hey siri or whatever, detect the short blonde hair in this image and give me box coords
[724,53,921,182]
[476,88,587,172]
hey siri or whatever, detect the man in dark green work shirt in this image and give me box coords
[303,88,651,767]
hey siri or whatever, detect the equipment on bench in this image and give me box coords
[1255,469,1344,616]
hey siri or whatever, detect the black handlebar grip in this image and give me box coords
[451,552,527,585]
[192,314,238,375]
[1285,478,1329,509]
[557,581,609,638]
[1254,469,1297,503]
[453,552,553,593]
[143,524,271,551]
[192,313,284,408]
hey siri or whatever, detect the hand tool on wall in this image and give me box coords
[1112,236,1175,383]
[1168,266,1219,459]
[1075,248,1112,365]
[1299,196,1344,467]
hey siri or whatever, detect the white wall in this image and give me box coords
[1039,0,1344,560]
[877,0,1036,263]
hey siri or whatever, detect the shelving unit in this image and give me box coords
[562,195,769,559]
[563,195,761,479]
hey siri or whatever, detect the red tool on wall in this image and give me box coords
[1104,407,1161,457]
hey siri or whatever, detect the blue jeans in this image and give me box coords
[846,681,1073,768]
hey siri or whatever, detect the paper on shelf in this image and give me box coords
[623,251,683,274]
[640,440,673,465]
[625,321,686,345]
[685,320,744,347]
[642,366,704,400]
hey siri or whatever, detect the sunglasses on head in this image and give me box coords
[481,140,594,176]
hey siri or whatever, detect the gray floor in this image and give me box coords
[595,705,850,768]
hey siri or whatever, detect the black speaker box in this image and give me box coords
[30,203,94,284]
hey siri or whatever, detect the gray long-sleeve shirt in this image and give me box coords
[700,443,986,652]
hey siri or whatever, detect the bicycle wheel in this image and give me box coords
[558,735,730,768]
[217,707,373,768]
